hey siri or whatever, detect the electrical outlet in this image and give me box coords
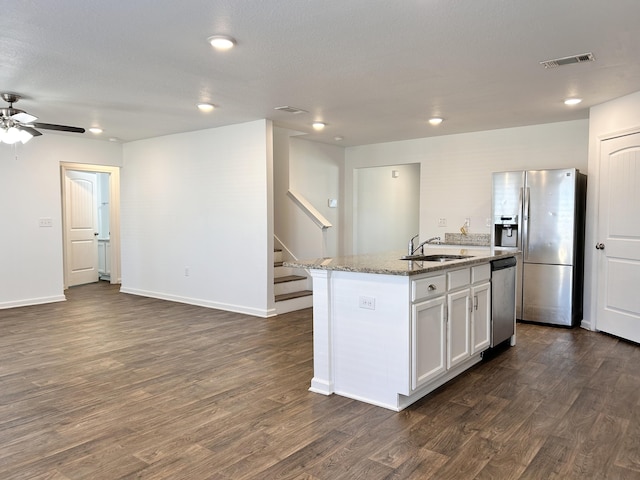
[465,217,471,227]
[438,218,447,227]
[184,267,190,277]
[486,217,491,227]
[38,217,53,227]
[359,296,375,310]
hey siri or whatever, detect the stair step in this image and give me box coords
[274,261,284,268]
[275,290,313,302]
[274,275,306,284]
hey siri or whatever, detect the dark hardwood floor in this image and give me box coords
[1,282,639,479]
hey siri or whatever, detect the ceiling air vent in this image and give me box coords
[540,52,595,69]
[274,106,309,114]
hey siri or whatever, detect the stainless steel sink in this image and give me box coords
[400,254,473,262]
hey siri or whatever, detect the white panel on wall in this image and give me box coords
[120,120,273,317]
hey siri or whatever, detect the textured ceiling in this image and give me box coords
[2,1,640,147]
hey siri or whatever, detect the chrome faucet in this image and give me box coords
[409,235,441,255]
[408,234,419,256]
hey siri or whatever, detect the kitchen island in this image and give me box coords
[286,248,516,411]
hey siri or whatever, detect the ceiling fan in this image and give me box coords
[0,93,85,144]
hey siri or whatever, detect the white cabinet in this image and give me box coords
[411,263,491,393]
[411,274,447,390]
[447,288,471,369]
[98,239,111,279]
[412,295,446,390]
[472,281,491,353]
[446,267,471,369]
[471,264,491,353]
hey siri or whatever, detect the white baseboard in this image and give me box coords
[119,287,275,318]
[580,319,594,331]
[0,295,66,310]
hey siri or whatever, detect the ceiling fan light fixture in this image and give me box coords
[428,117,444,126]
[0,126,32,144]
[208,35,236,50]
[312,121,326,131]
[89,127,103,134]
[197,103,215,112]
[564,97,582,106]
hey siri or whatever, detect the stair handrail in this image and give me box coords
[287,189,332,230]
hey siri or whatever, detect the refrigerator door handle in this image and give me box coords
[518,187,524,250]
[523,187,530,259]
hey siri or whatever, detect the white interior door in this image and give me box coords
[64,170,99,286]
[596,132,640,343]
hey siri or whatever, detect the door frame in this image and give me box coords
[60,162,121,289]
[588,126,640,332]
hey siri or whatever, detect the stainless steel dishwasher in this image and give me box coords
[491,257,517,347]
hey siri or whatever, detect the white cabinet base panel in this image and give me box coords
[329,353,483,412]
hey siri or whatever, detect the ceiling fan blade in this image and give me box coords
[17,125,42,137]
[33,122,85,134]
[12,111,38,123]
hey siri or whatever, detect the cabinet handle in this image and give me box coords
[474,295,478,310]
[428,284,437,291]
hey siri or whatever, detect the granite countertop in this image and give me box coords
[285,247,518,277]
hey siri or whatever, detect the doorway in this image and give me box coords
[353,163,420,254]
[60,163,121,289]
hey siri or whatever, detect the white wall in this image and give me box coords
[120,120,275,317]
[584,90,640,329]
[0,135,122,308]
[344,120,589,254]
[274,134,344,260]
[354,164,420,254]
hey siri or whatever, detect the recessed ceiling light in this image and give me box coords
[428,117,444,126]
[564,98,583,106]
[312,122,326,131]
[197,103,215,112]
[89,127,103,134]
[208,35,236,50]
[334,136,344,141]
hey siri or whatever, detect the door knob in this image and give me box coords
[595,243,605,250]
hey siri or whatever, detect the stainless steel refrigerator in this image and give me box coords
[491,168,587,327]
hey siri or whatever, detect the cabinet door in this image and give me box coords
[447,288,471,369]
[412,296,446,390]
[472,282,491,353]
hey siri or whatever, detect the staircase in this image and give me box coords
[274,248,313,314]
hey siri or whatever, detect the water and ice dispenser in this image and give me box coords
[494,215,518,247]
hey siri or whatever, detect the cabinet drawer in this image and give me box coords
[472,264,490,284]
[412,275,446,302]
[447,268,470,290]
